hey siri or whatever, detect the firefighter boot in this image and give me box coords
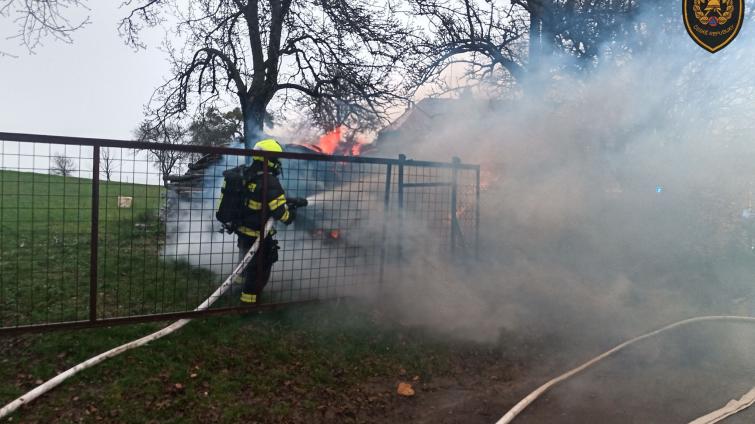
[240,292,257,304]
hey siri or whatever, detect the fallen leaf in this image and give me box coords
[397,382,415,397]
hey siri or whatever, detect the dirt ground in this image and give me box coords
[245,321,755,424]
[380,321,755,424]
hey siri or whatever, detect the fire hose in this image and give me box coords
[0,219,274,420]
[496,315,755,424]
[689,387,755,424]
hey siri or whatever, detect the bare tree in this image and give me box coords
[100,148,118,181]
[120,0,413,148]
[514,0,640,73]
[303,93,388,137]
[50,153,75,177]
[0,0,90,54]
[408,0,652,94]
[409,0,529,94]
[135,122,190,186]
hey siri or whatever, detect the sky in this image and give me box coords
[0,1,463,143]
[0,1,412,182]
[0,2,170,140]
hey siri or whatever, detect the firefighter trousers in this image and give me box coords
[237,234,279,296]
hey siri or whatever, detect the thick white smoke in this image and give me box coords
[160,7,755,348]
[375,11,755,345]
[162,146,245,277]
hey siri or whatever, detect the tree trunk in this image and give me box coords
[524,4,557,96]
[241,98,268,149]
[528,13,542,73]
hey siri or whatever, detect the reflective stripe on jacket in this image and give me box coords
[236,171,293,237]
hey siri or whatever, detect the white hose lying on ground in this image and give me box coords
[496,315,755,424]
[0,219,274,420]
[688,386,755,424]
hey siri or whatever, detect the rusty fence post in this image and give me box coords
[89,145,100,322]
[378,163,392,285]
[450,157,460,254]
[397,154,405,265]
[475,166,481,260]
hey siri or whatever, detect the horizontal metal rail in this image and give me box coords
[0,132,480,170]
[403,182,452,188]
[0,300,322,336]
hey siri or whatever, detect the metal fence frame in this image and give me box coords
[0,132,480,335]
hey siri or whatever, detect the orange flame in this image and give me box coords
[296,126,368,156]
[351,142,364,156]
[316,126,344,155]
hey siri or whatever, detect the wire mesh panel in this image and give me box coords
[391,157,479,257]
[0,133,480,333]
[0,139,94,327]
[454,166,480,256]
[95,146,215,320]
[270,158,389,303]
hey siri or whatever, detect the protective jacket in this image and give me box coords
[235,164,295,238]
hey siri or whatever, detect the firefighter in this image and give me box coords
[236,138,296,304]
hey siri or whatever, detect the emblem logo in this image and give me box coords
[683,0,744,52]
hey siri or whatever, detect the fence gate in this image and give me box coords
[0,132,480,334]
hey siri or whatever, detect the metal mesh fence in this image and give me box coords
[0,133,479,333]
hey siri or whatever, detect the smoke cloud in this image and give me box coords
[152,7,755,419]
[162,6,755,354]
[376,9,755,348]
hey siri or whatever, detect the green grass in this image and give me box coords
[0,170,510,423]
[0,170,214,326]
[0,302,490,423]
